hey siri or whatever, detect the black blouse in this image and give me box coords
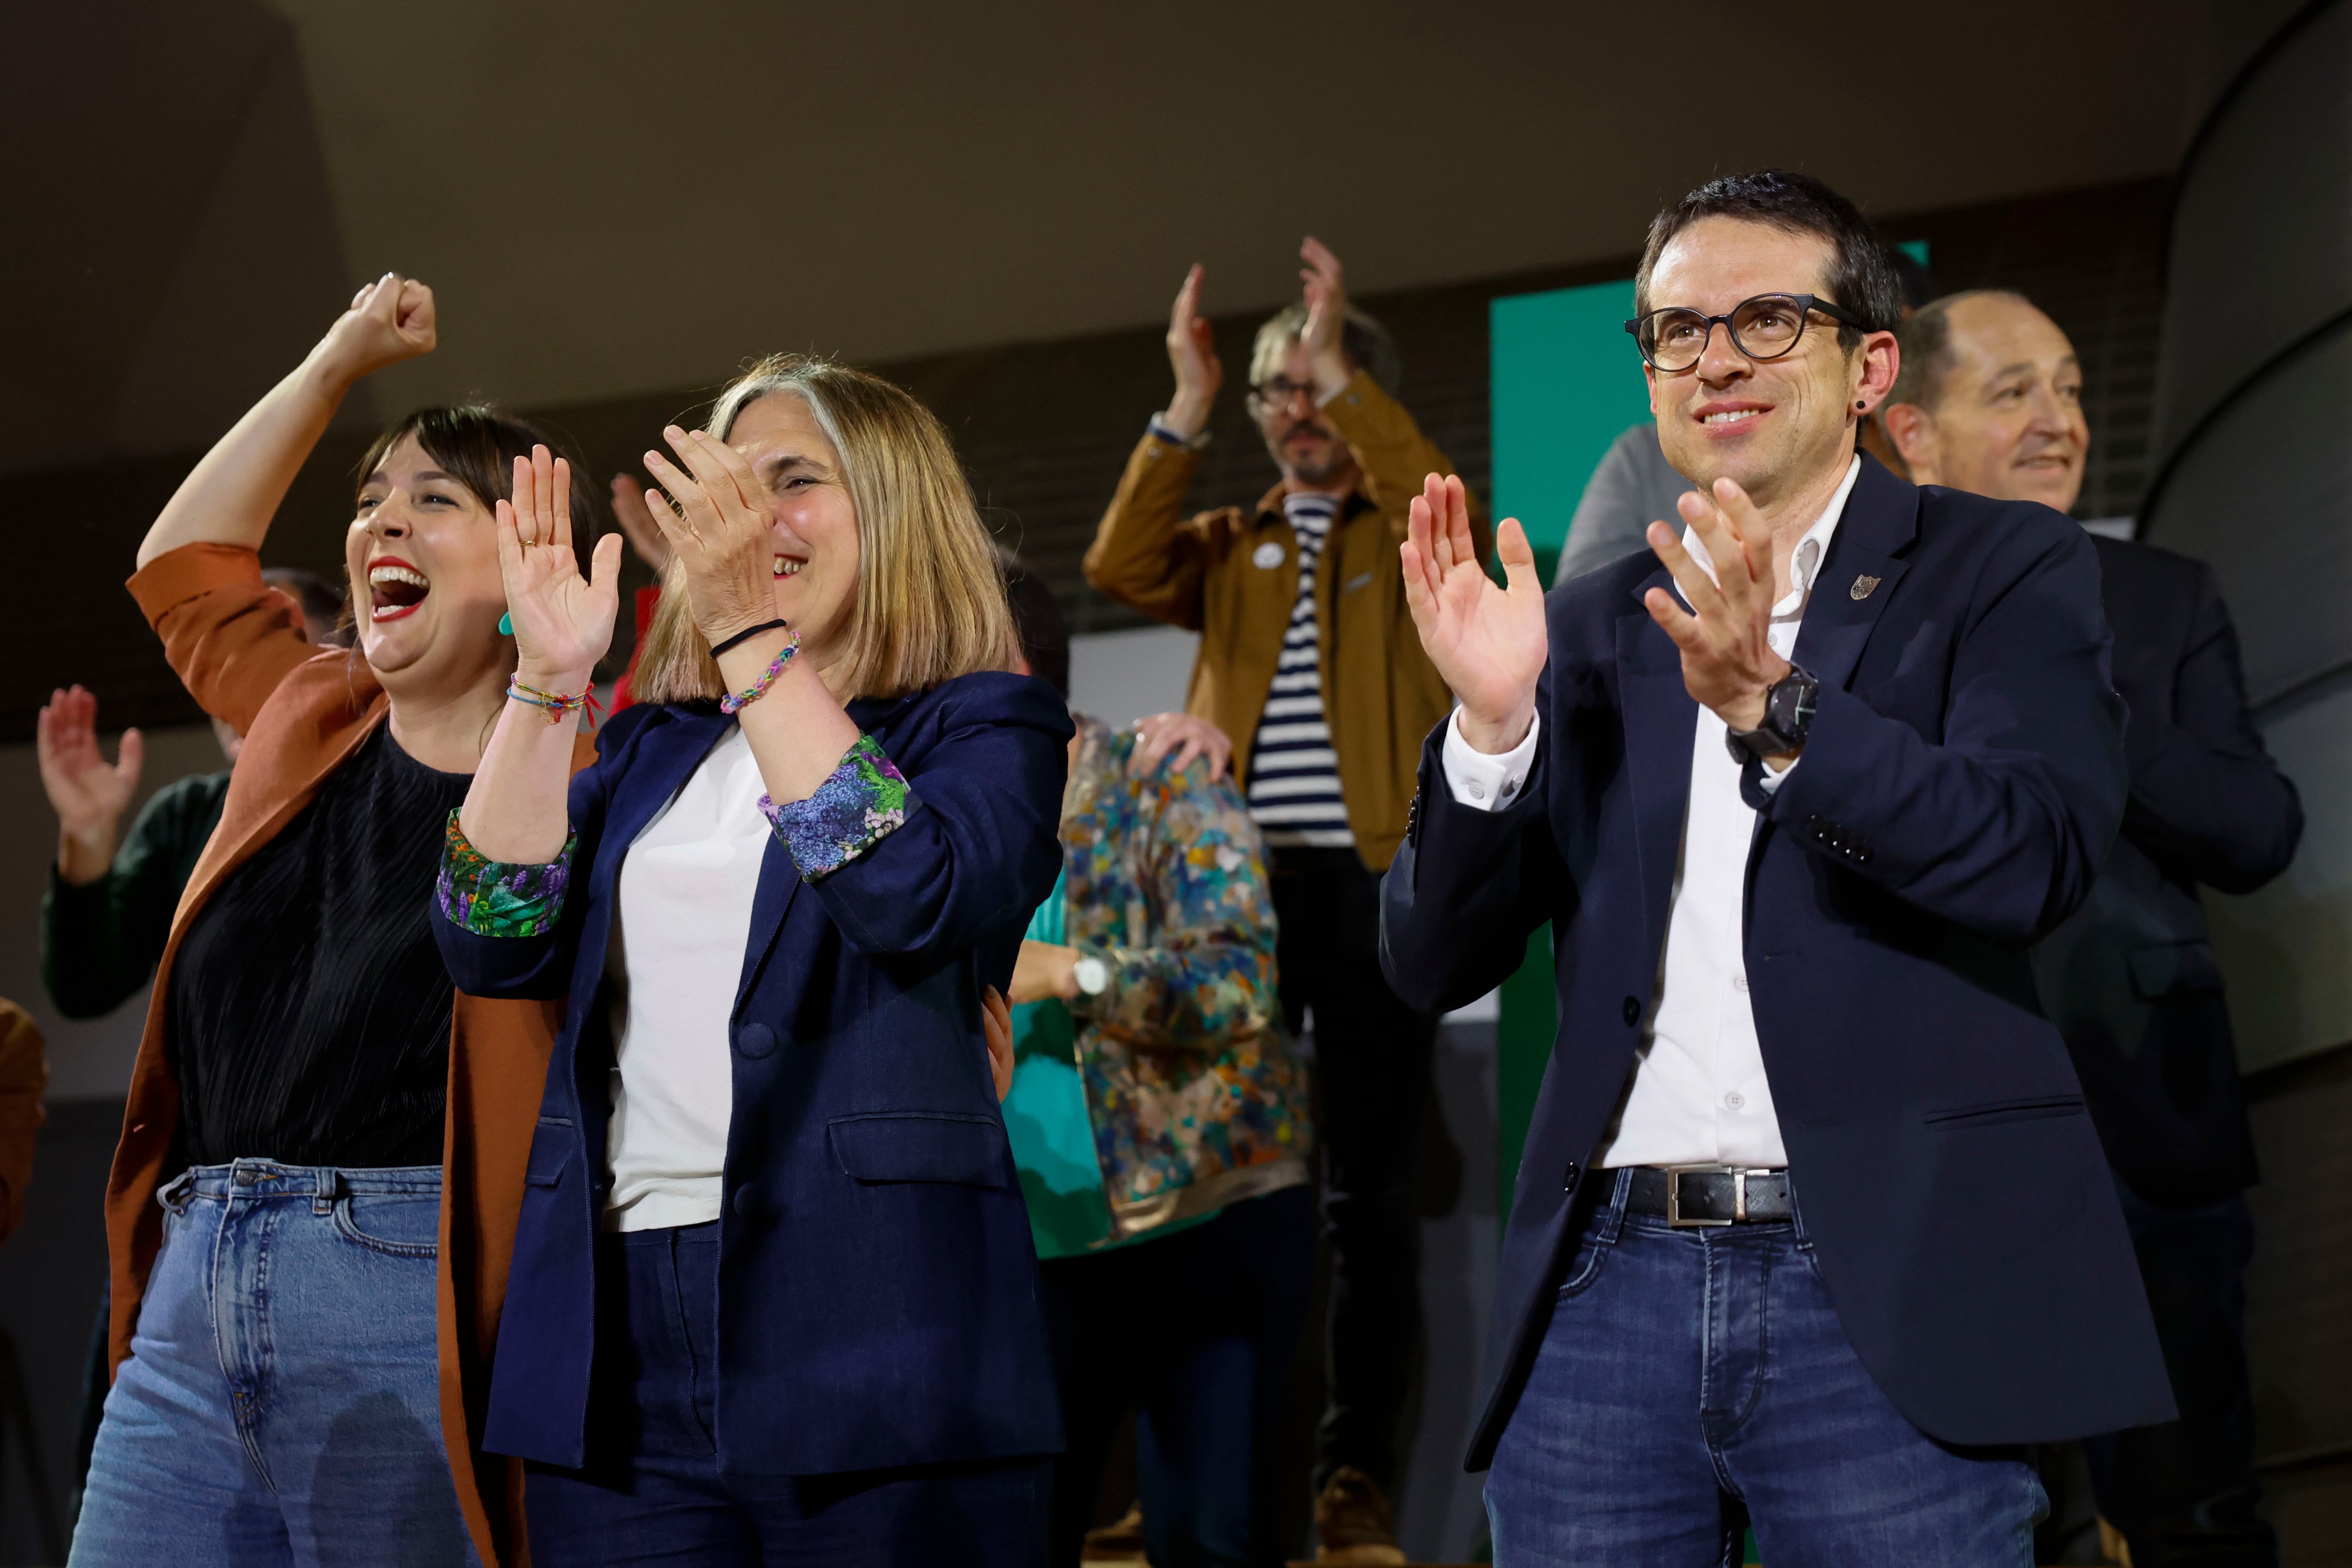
[170,726,472,1169]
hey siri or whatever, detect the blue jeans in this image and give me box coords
[70,1161,476,1568]
[521,1222,1050,1567]
[1486,1169,2046,1567]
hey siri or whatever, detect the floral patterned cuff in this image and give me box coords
[437,811,574,938]
[759,733,915,882]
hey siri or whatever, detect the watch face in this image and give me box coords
[1073,956,1109,996]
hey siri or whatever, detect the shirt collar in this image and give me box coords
[1677,454,1861,622]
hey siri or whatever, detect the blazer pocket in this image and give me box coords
[1923,1095,2086,1130]
[525,1119,572,1189]
[829,1111,1007,1188]
[2127,940,2225,1002]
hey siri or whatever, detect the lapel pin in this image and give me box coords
[1850,573,1881,601]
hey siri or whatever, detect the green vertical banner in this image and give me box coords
[1486,279,1650,1223]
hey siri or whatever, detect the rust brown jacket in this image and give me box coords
[1083,370,1489,872]
[113,543,591,1568]
[0,1001,46,1245]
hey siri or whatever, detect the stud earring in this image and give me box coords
[1855,399,1867,410]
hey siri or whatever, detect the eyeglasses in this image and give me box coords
[1248,375,1319,410]
[1624,293,1866,373]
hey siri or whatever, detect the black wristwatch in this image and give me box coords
[1724,665,1819,766]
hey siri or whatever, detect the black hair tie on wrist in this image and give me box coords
[709,618,790,660]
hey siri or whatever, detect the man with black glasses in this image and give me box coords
[1383,171,2173,1561]
[1087,240,1485,1560]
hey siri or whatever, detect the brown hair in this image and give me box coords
[349,406,597,636]
[629,356,1020,704]
[1889,290,2039,412]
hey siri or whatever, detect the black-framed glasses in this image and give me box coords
[1624,293,1866,372]
[1248,374,1319,410]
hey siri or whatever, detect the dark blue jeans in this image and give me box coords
[521,1223,1050,1567]
[1037,1185,1316,1568]
[1486,1170,2046,1566]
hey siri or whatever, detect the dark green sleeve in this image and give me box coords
[40,771,232,1020]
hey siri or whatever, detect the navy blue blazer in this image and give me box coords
[1382,456,2177,1465]
[436,672,1072,1476]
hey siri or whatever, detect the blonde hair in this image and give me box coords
[629,355,1021,704]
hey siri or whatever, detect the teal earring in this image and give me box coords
[498,612,513,635]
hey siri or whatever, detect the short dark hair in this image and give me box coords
[1889,289,2039,411]
[355,405,598,574]
[1003,565,1069,699]
[260,566,350,646]
[1635,169,1905,349]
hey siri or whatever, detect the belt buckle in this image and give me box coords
[1663,1163,1740,1228]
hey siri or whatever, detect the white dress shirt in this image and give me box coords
[1442,457,1861,1170]
[602,725,771,1230]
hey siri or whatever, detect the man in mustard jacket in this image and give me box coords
[1085,240,1488,1559]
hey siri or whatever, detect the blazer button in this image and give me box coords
[734,1022,777,1059]
[1562,1161,1581,1194]
[732,1184,764,1219]
[1621,996,1641,1027]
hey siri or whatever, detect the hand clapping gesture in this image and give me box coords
[1401,475,1548,754]
[1298,237,1353,399]
[1641,480,1794,744]
[1162,264,1224,439]
[638,426,783,649]
[37,686,144,884]
[495,446,624,689]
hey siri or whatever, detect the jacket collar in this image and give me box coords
[1251,478,1375,529]
[1608,451,1918,943]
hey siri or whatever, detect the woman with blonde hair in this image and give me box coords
[435,355,1068,1563]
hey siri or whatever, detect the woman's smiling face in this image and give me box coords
[343,434,508,687]
[723,392,862,665]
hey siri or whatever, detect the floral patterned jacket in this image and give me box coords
[1056,715,1312,1235]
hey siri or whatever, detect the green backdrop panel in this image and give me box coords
[1489,279,1653,584]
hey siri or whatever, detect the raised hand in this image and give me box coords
[1401,474,1548,754]
[1163,264,1223,439]
[640,425,780,648]
[37,686,144,884]
[1299,237,1352,398]
[495,446,624,689]
[1641,479,1791,740]
[609,474,672,575]
[1128,711,1232,783]
[313,273,437,388]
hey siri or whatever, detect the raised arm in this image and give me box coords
[1081,265,1221,629]
[138,274,435,569]
[1298,238,1491,563]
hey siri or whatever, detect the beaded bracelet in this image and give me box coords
[508,678,599,726]
[719,630,801,716]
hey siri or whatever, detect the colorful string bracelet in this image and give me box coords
[508,678,600,725]
[719,629,801,715]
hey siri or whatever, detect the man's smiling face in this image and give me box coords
[1896,294,2088,513]
[1643,216,1873,513]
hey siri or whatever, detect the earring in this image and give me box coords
[1855,399,1867,410]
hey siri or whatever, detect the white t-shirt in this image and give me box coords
[603,725,769,1230]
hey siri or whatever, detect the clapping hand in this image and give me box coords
[38,686,143,885]
[496,446,624,689]
[315,273,436,387]
[609,474,672,576]
[640,426,781,649]
[1401,474,1548,754]
[1299,238,1352,398]
[1642,480,1792,741]
[1162,264,1223,439]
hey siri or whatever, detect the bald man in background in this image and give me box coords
[1886,291,2302,1568]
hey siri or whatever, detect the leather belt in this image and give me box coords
[1624,1165,1792,1227]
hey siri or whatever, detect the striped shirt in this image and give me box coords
[1247,493,1354,849]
